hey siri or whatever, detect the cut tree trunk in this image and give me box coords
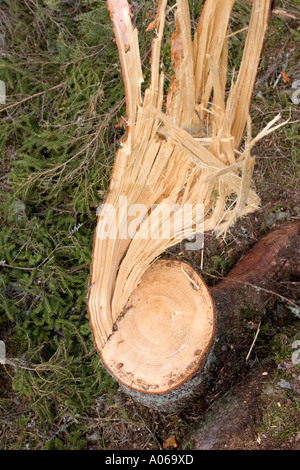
[87,0,293,412]
[101,223,300,411]
[101,259,216,395]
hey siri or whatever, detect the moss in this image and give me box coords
[270,323,300,363]
[241,306,254,322]
[260,400,300,441]
[259,323,300,442]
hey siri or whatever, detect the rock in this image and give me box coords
[86,432,101,442]
[265,211,290,227]
[277,379,293,389]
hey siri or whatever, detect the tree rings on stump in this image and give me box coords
[101,259,216,394]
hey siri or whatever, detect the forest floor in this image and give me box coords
[0,0,299,450]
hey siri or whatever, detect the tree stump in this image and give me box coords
[86,0,295,412]
[100,223,300,411]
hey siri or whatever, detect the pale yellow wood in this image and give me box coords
[225,0,272,148]
[101,260,215,393]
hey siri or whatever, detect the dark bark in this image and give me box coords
[116,223,300,412]
[182,356,300,450]
[182,360,276,450]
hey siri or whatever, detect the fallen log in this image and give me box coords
[182,360,278,450]
[182,351,300,450]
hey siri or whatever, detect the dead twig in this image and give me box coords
[34,96,126,178]
[202,270,299,310]
[0,82,65,113]
[272,8,300,24]
[255,34,292,88]
[245,320,261,362]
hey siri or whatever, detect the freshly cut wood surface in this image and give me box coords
[101,259,215,394]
